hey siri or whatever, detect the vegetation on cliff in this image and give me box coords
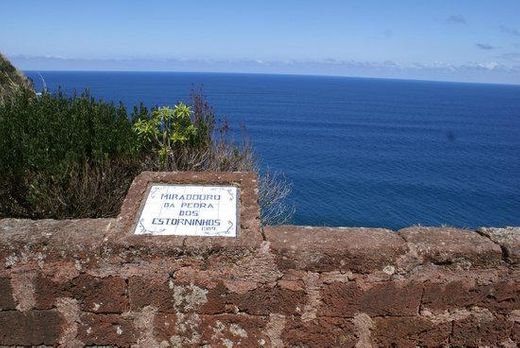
[0,55,292,223]
[0,53,34,104]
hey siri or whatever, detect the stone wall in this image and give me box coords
[0,172,518,347]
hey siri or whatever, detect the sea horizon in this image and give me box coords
[24,69,520,88]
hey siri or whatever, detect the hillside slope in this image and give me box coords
[0,53,33,104]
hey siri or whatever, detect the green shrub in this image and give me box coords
[134,103,201,169]
[0,90,140,218]
[0,88,293,223]
[131,97,255,173]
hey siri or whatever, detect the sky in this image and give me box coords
[2,0,520,84]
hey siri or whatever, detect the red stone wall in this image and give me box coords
[0,172,518,347]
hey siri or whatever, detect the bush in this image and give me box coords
[259,170,295,225]
[0,90,141,218]
[0,89,294,224]
[130,91,255,173]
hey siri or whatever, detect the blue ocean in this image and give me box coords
[25,71,520,229]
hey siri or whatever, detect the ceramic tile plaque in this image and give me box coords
[134,184,238,237]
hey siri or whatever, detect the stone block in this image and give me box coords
[422,280,489,312]
[399,226,502,267]
[512,322,520,343]
[265,225,407,273]
[451,314,513,346]
[372,317,450,347]
[34,274,65,309]
[236,285,307,316]
[320,280,422,317]
[199,314,270,347]
[129,276,213,314]
[0,218,111,257]
[67,274,128,313]
[0,276,15,310]
[78,312,136,346]
[153,312,178,343]
[128,276,175,312]
[0,310,61,346]
[282,317,357,348]
[479,227,520,264]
